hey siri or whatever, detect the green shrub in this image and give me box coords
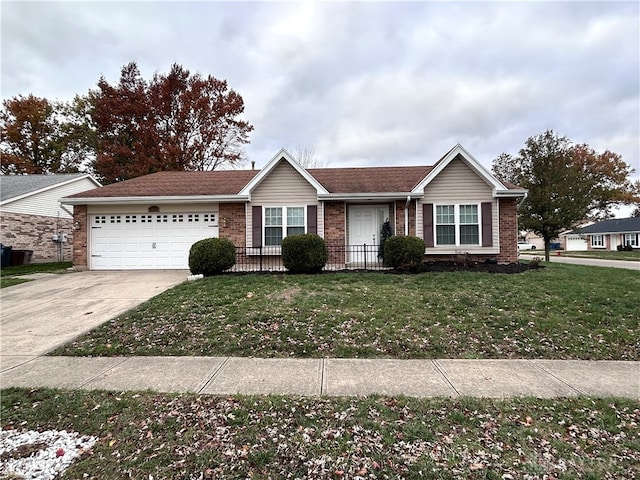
[281,234,328,273]
[188,237,236,276]
[383,235,425,271]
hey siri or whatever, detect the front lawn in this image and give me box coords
[2,388,638,479]
[0,261,72,289]
[52,263,640,360]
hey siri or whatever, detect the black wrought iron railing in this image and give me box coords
[229,244,388,272]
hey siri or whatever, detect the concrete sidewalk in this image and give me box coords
[1,356,638,399]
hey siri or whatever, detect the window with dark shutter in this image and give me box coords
[481,202,493,247]
[307,205,318,234]
[423,203,434,247]
[252,206,262,247]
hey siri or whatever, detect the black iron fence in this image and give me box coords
[230,244,389,272]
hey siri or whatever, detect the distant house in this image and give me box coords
[577,217,640,251]
[0,174,101,262]
[62,145,527,270]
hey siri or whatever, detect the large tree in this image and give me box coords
[92,62,253,183]
[492,130,637,261]
[0,94,81,174]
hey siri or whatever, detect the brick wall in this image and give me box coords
[324,201,346,264]
[394,200,416,236]
[72,205,88,269]
[219,203,246,248]
[0,211,73,263]
[497,198,518,263]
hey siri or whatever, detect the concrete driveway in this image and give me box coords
[1,270,188,359]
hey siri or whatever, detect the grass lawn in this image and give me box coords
[0,261,72,289]
[2,388,638,479]
[52,263,640,360]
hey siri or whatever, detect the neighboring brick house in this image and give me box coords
[62,145,526,270]
[578,217,640,251]
[0,174,101,263]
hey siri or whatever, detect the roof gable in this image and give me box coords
[411,144,514,195]
[239,148,329,197]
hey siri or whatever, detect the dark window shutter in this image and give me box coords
[307,205,318,234]
[423,203,434,247]
[481,202,493,247]
[252,206,262,247]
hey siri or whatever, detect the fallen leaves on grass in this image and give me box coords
[3,391,638,479]
[51,269,640,360]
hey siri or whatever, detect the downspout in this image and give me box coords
[404,196,410,236]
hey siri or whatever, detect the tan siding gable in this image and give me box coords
[252,161,318,203]
[416,158,499,252]
[423,157,492,200]
[247,160,322,247]
[3,178,98,218]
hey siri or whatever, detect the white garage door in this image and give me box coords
[90,213,219,270]
[565,235,588,251]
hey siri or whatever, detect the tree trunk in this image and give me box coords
[544,237,551,262]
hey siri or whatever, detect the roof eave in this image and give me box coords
[581,230,640,235]
[318,192,423,201]
[494,189,528,198]
[61,195,249,205]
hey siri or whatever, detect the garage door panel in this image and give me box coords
[90,213,219,270]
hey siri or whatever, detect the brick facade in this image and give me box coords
[68,197,521,269]
[72,205,88,269]
[0,212,73,263]
[497,198,518,263]
[324,201,346,264]
[219,203,246,248]
[394,200,416,236]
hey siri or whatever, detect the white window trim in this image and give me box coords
[263,206,307,248]
[591,234,605,248]
[434,203,482,247]
[624,233,638,247]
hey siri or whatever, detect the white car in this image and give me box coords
[517,241,537,250]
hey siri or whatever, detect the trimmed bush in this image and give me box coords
[188,237,236,276]
[282,234,328,273]
[383,235,425,271]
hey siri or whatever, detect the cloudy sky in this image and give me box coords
[2,0,638,183]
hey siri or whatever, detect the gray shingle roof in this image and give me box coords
[579,217,640,234]
[0,174,88,202]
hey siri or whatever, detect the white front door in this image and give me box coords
[348,205,388,264]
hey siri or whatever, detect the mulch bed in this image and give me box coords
[416,261,537,274]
